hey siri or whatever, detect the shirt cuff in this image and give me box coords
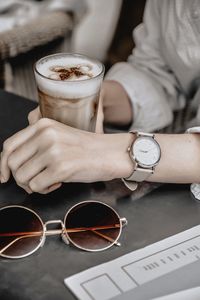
[186,127,200,133]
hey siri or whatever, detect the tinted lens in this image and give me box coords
[0,206,44,258]
[64,201,121,251]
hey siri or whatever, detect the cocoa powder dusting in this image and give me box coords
[50,65,93,80]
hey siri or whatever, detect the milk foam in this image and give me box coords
[35,54,104,98]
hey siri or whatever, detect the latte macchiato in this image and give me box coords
[34,53,104,131]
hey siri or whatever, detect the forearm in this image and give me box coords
[102,80,133,126]
[2,120,200,195]
[150,133,200,183]
[104,132,200,184]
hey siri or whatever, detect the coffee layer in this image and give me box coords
[38,89,99,131]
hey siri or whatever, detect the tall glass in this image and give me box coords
[34,53,104,132]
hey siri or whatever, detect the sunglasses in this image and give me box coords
[0,200,127,259]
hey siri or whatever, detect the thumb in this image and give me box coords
[28,107,41,125]
[95,96,104,134]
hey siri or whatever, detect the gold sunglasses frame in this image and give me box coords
[0,200,127,259]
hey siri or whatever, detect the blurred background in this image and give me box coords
[0,0,146,101]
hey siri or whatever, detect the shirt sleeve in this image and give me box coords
[187,127,200,201]
[105,0,185,132]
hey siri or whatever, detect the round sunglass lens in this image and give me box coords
[0,206,44,258]
[64,201,121,251]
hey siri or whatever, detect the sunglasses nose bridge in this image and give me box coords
[44,220,65,232]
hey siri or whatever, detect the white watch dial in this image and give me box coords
[132,136,161,167]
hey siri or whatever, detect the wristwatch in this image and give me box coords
[122,131,161,191]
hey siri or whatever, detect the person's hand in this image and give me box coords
[95,94,104,133]
[0,118,133,194]
[27,96,104,133]
[28,80,133,130]
[28,107,41,125]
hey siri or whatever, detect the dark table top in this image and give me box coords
[0,89,200,300]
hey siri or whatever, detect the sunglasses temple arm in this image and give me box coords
[92,218,127,246]
[0,220,125,253]
[0,234,42,255]
[0,231,120,255]
[0,224,121,238]
[0,223,124,254]
[91,230,121,247]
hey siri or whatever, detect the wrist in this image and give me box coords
[95,133,135,181]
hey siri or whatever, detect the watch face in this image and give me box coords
[132,136,161,168]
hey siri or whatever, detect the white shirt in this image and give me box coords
[106,0,200,200]
[106,0,200,132]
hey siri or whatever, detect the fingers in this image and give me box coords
[1,125,37,182]
[95,95,104,134]
[44,183,62,194]
[1,143,34,193]
[29,168,62,194]
[17,183,33,195]
[8,146,61,194]
[7,135,39,176]
[28,107,41,125]
[15,159,62,194]
[0,118,51,183]
[13,152,47,189]
[0,117,64,194]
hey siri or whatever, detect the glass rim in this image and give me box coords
[0,205,45,259]
[34,52,105,83]
[63,200,123,252]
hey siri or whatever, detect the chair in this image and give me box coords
[0,11,73,100]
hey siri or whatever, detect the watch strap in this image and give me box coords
[122,178,138,191]
[122,131,156,191]
[130,130,154,138]
[126,167,154,182]
[122,168,153,191]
